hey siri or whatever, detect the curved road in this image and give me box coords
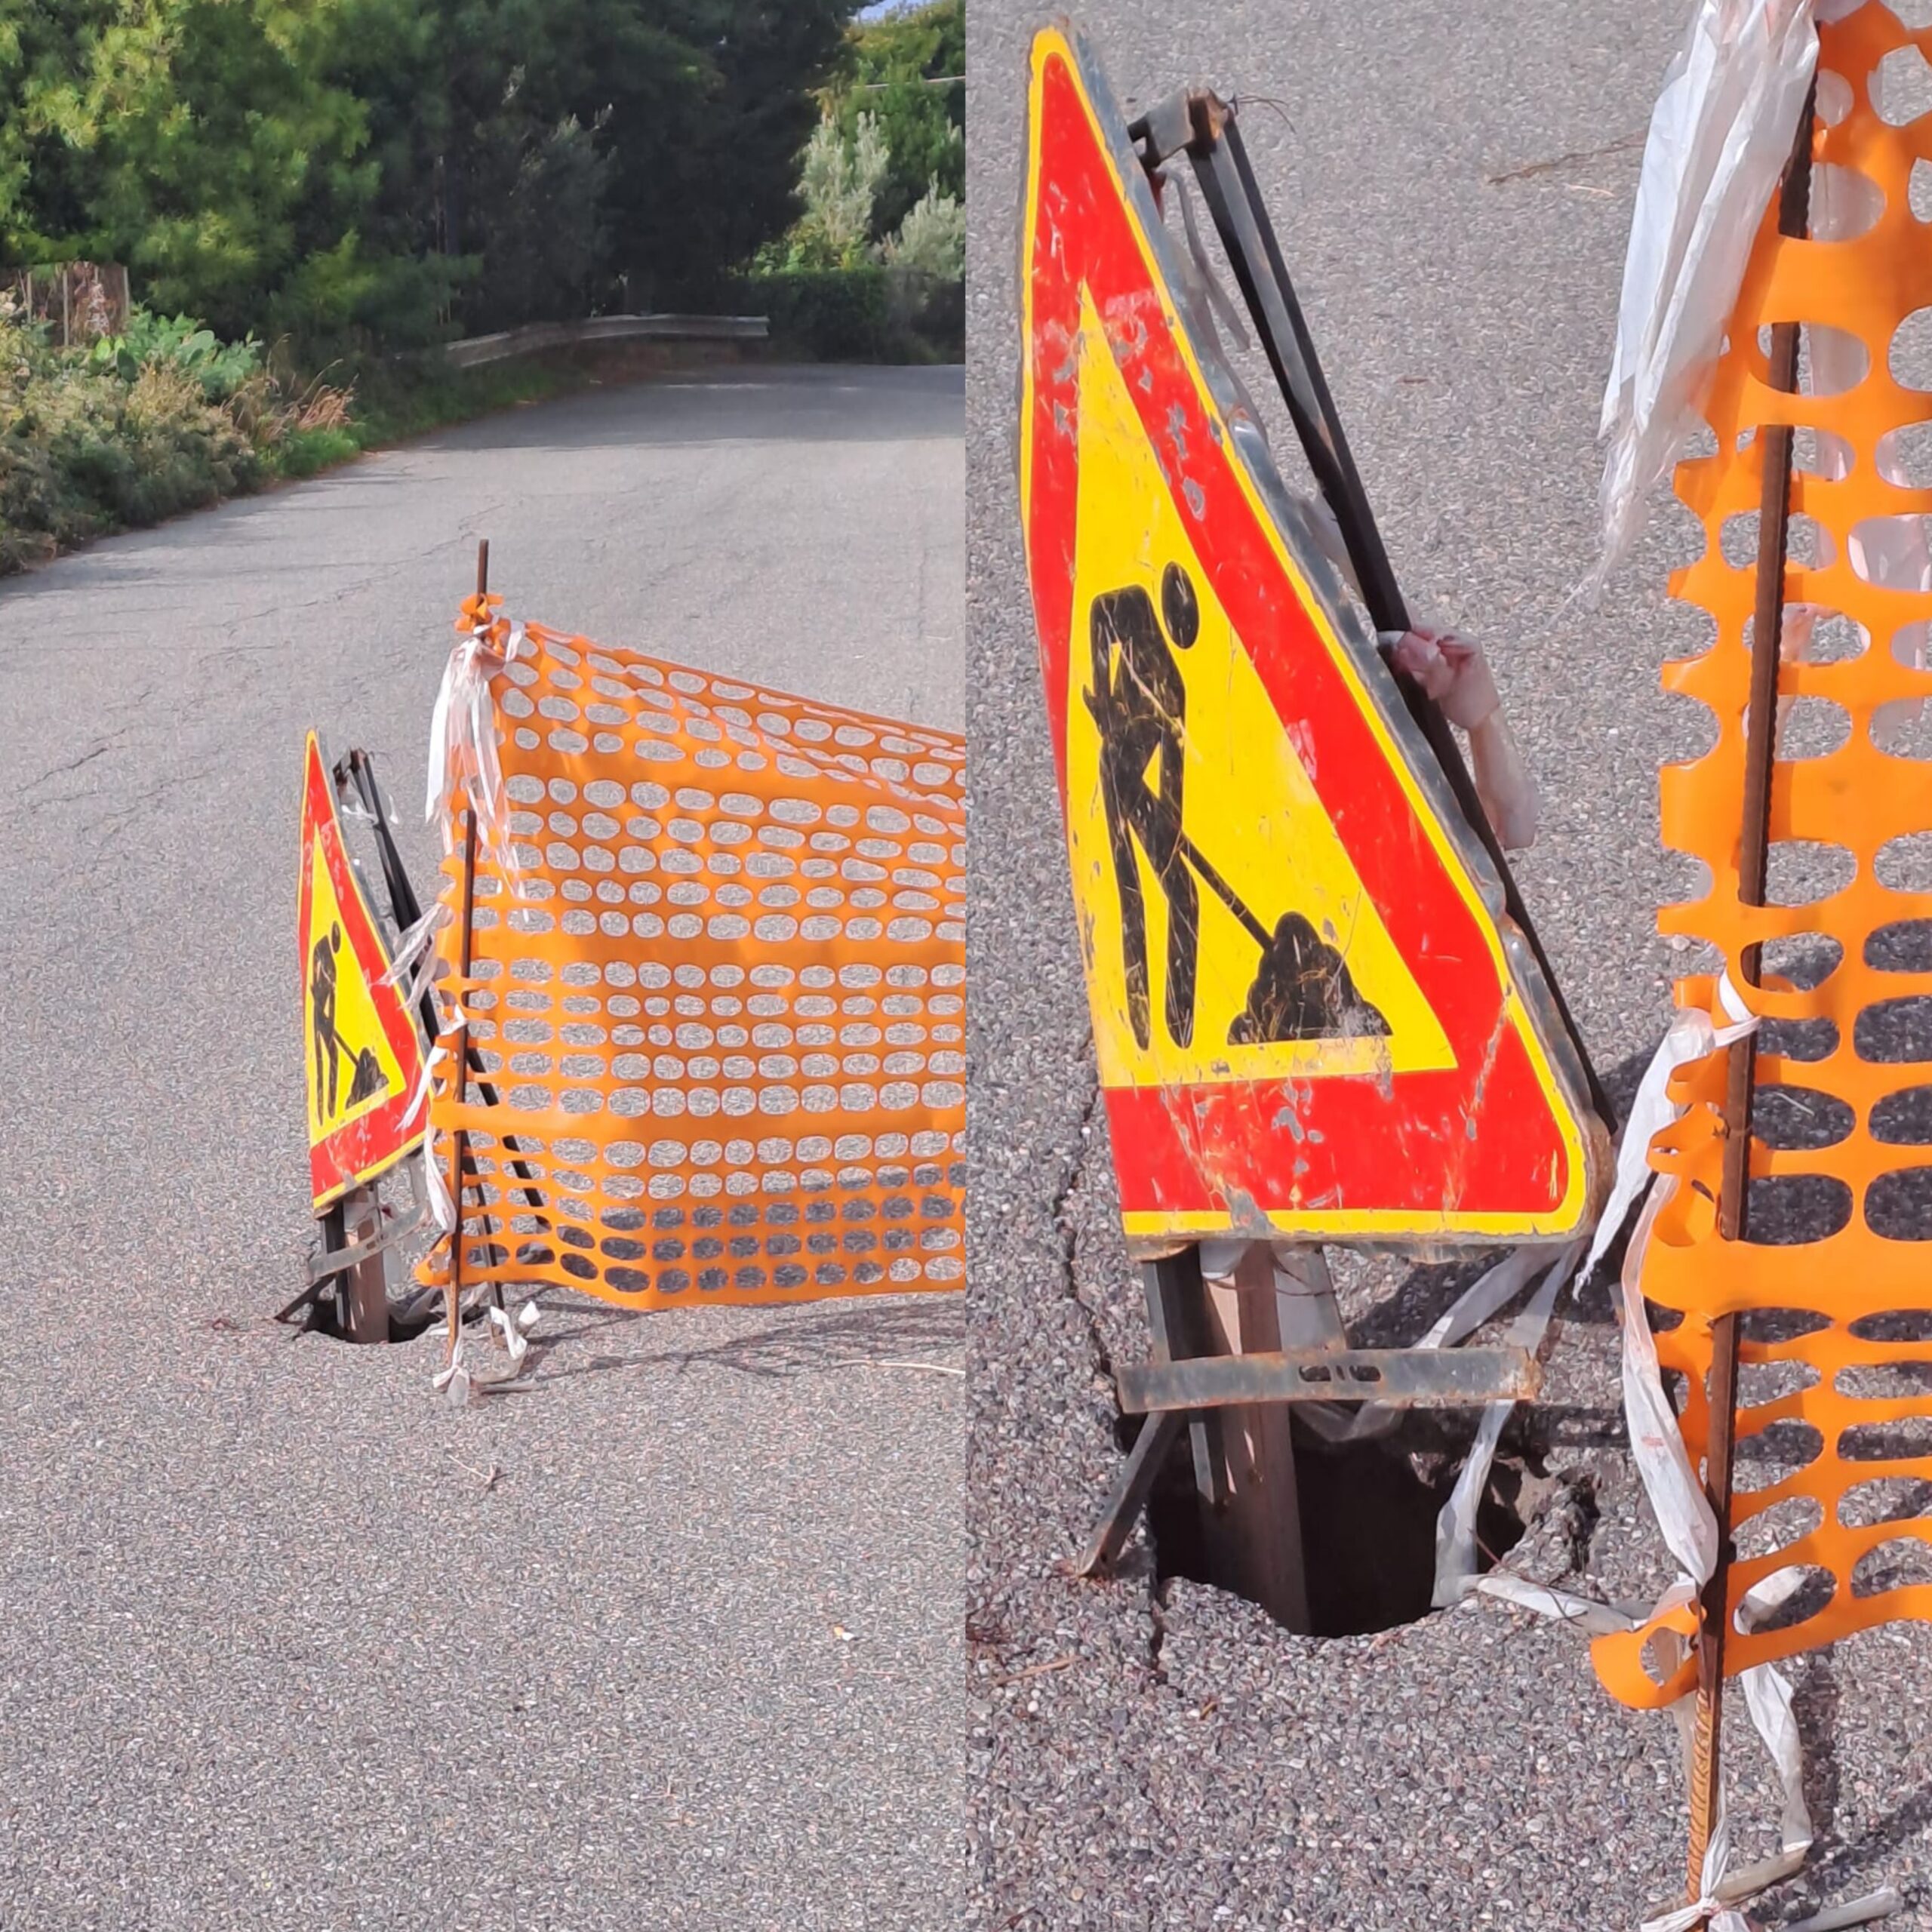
[0,364,962,1930]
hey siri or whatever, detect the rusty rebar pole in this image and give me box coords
[1685,85,1816,1911]
[440,539,488,1364]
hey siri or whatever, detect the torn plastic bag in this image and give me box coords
[1592,0,1821,591]
[1383,626,1539,849]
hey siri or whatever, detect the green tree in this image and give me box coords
[0,1,118,260]
[337,0,858,323]
[881,174,962,281]
[13,0,382,338]
[788,112,889,269]
[603,0,858,303]
[832,0,961,243]
[4,0,860,344]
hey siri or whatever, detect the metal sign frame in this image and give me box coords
[1020,30,1608,1256]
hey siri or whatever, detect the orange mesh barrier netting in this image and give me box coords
[1595,3,1932,1706]
[413,595,965,1318]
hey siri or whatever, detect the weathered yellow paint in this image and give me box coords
[1065,285,1453,1091]
[303,836,409,1144]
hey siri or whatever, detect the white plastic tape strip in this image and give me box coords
[426,617,526,884]
[431,1347,470,1403]
[1473,1571,1651,1637]
[400,1041,448,1136]
[1620,1195,1721,1583]
[1431,1240,1582,1605]
[1733,1565,1814,1869]
[1592,0,1820,590]
[1783,1891,1904,1932]
[1616,974,1760,1586]
[377,903,447,992]
[422,1132,457,1235]
[1421,1244,1554,1351]
[1579,971,1759,1304]
[1643,1814,1752,1932]
[488,1302,530,1368]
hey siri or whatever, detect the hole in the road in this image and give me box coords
[301,1276,452,1344]
[1132,1409,1534,1636]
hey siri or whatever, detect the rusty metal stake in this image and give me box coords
[1686,85,1817,1913]
[439,537,491,1365]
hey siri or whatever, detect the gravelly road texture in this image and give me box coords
[966,6,1932,1929]
[0,365,963,1930]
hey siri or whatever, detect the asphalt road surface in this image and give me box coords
[967,5,1932,1930]
[0,364,963,1930]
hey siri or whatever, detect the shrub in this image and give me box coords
[885,267,963,361]
[1,297,303,571]
[788,113,891,269]
[737,265,891,361]
[880,177,964,282]
[86,306,264,401]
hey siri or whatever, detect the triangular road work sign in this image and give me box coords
[298,732,426,1211]
[1020,28,1604,1248]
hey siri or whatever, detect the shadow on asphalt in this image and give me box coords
[515,1290,965,1387]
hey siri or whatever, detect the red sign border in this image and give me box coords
[1018,29,1603,1246]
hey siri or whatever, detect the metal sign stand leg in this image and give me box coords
[1201,1241,1310,1629]
[337,1183,392,1344]
[1145,1246,1226,1514]
[1078,1241,1313,1632]
[1076,1247,1220,1578]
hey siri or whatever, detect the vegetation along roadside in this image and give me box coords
[0,0,963,574]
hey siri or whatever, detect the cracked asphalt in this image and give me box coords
[0,363,964,1930]
[966,4,1932,1927]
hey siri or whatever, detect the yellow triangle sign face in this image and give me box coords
[1019,27,1604,1245]
[1065,286,1453,1093]
[303,837,408,1141]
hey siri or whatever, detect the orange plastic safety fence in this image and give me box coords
[415,600,965,1313]
[1595,4,1932,1706]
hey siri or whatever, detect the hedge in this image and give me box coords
[731,267,894,361]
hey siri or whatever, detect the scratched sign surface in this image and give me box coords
[1018,27,1603,1250]
[299,731,426,1212]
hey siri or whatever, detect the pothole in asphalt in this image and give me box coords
[301,1280,447,1344]
[1133,1409,1539,1637]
